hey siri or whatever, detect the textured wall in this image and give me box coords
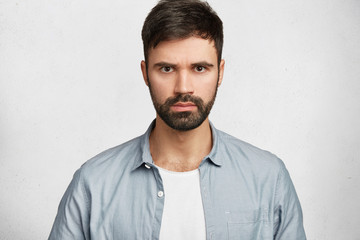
[1,0,359,239]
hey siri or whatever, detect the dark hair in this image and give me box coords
[141,0,223,65]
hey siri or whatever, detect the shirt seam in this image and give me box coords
[78,168,90,218]
[274,162,285,237]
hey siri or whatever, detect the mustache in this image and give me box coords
[163,94,204,108]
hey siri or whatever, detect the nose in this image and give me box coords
[174,70,194,95]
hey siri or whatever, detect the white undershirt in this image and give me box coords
[157,166,206,240]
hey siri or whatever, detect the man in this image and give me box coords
[49,0,306,239]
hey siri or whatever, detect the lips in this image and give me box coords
[171,102,197,112]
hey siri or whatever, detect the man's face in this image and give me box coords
[141,36,225,131]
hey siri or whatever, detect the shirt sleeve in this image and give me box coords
[48,169,90,240]
[273,164,306,240]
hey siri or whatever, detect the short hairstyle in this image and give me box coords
[141,0,223,65]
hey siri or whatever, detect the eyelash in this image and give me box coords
[194,66,206,72]
[160,66,174,73]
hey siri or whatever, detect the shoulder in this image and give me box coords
[215,129,285,173]
[77,135,144,180]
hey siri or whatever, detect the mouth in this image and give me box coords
[170,102,197,112]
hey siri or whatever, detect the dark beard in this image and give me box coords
[148,84,218,131]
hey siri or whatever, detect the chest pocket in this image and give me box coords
[226,208,270,240]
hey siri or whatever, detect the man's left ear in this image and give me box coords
[218,59,225,86]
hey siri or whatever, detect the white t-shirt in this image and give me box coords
[157,166,206,240]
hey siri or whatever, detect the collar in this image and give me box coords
[132,120,223,170]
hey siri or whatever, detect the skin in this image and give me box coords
[141,36,225,172]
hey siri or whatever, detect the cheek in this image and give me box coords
[193,77,218,99]
[200,87,217,102]
[148,71,178,96]
[149,80,173,102]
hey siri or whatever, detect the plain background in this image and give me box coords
[1,0,359,239]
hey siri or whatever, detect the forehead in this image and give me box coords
[147,37,217,64]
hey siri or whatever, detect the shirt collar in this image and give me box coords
[132,120,223,170]
[206,121,223,166]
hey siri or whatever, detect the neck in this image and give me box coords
[149,116,213,172]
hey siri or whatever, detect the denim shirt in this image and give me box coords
[49,121,306,240]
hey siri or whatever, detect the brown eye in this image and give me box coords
[161,66,173,73]
[195,66,206,72]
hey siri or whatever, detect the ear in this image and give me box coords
[141,60,149,86]
[217,59,225,86]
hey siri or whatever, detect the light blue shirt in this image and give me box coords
[49,121,306,239]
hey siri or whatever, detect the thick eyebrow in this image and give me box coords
[153,61,215,68]
[153,62,177,68]
[191,61,215,68]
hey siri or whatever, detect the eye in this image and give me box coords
[194,66,206,73]
[160,66,174,73]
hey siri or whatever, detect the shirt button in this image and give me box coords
[145,164,151,169]
[157,191,164,198]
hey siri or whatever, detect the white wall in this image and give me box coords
[1,0,359,239]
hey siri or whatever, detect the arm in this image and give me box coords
[48,169,90,240]
[273,164,306,240]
